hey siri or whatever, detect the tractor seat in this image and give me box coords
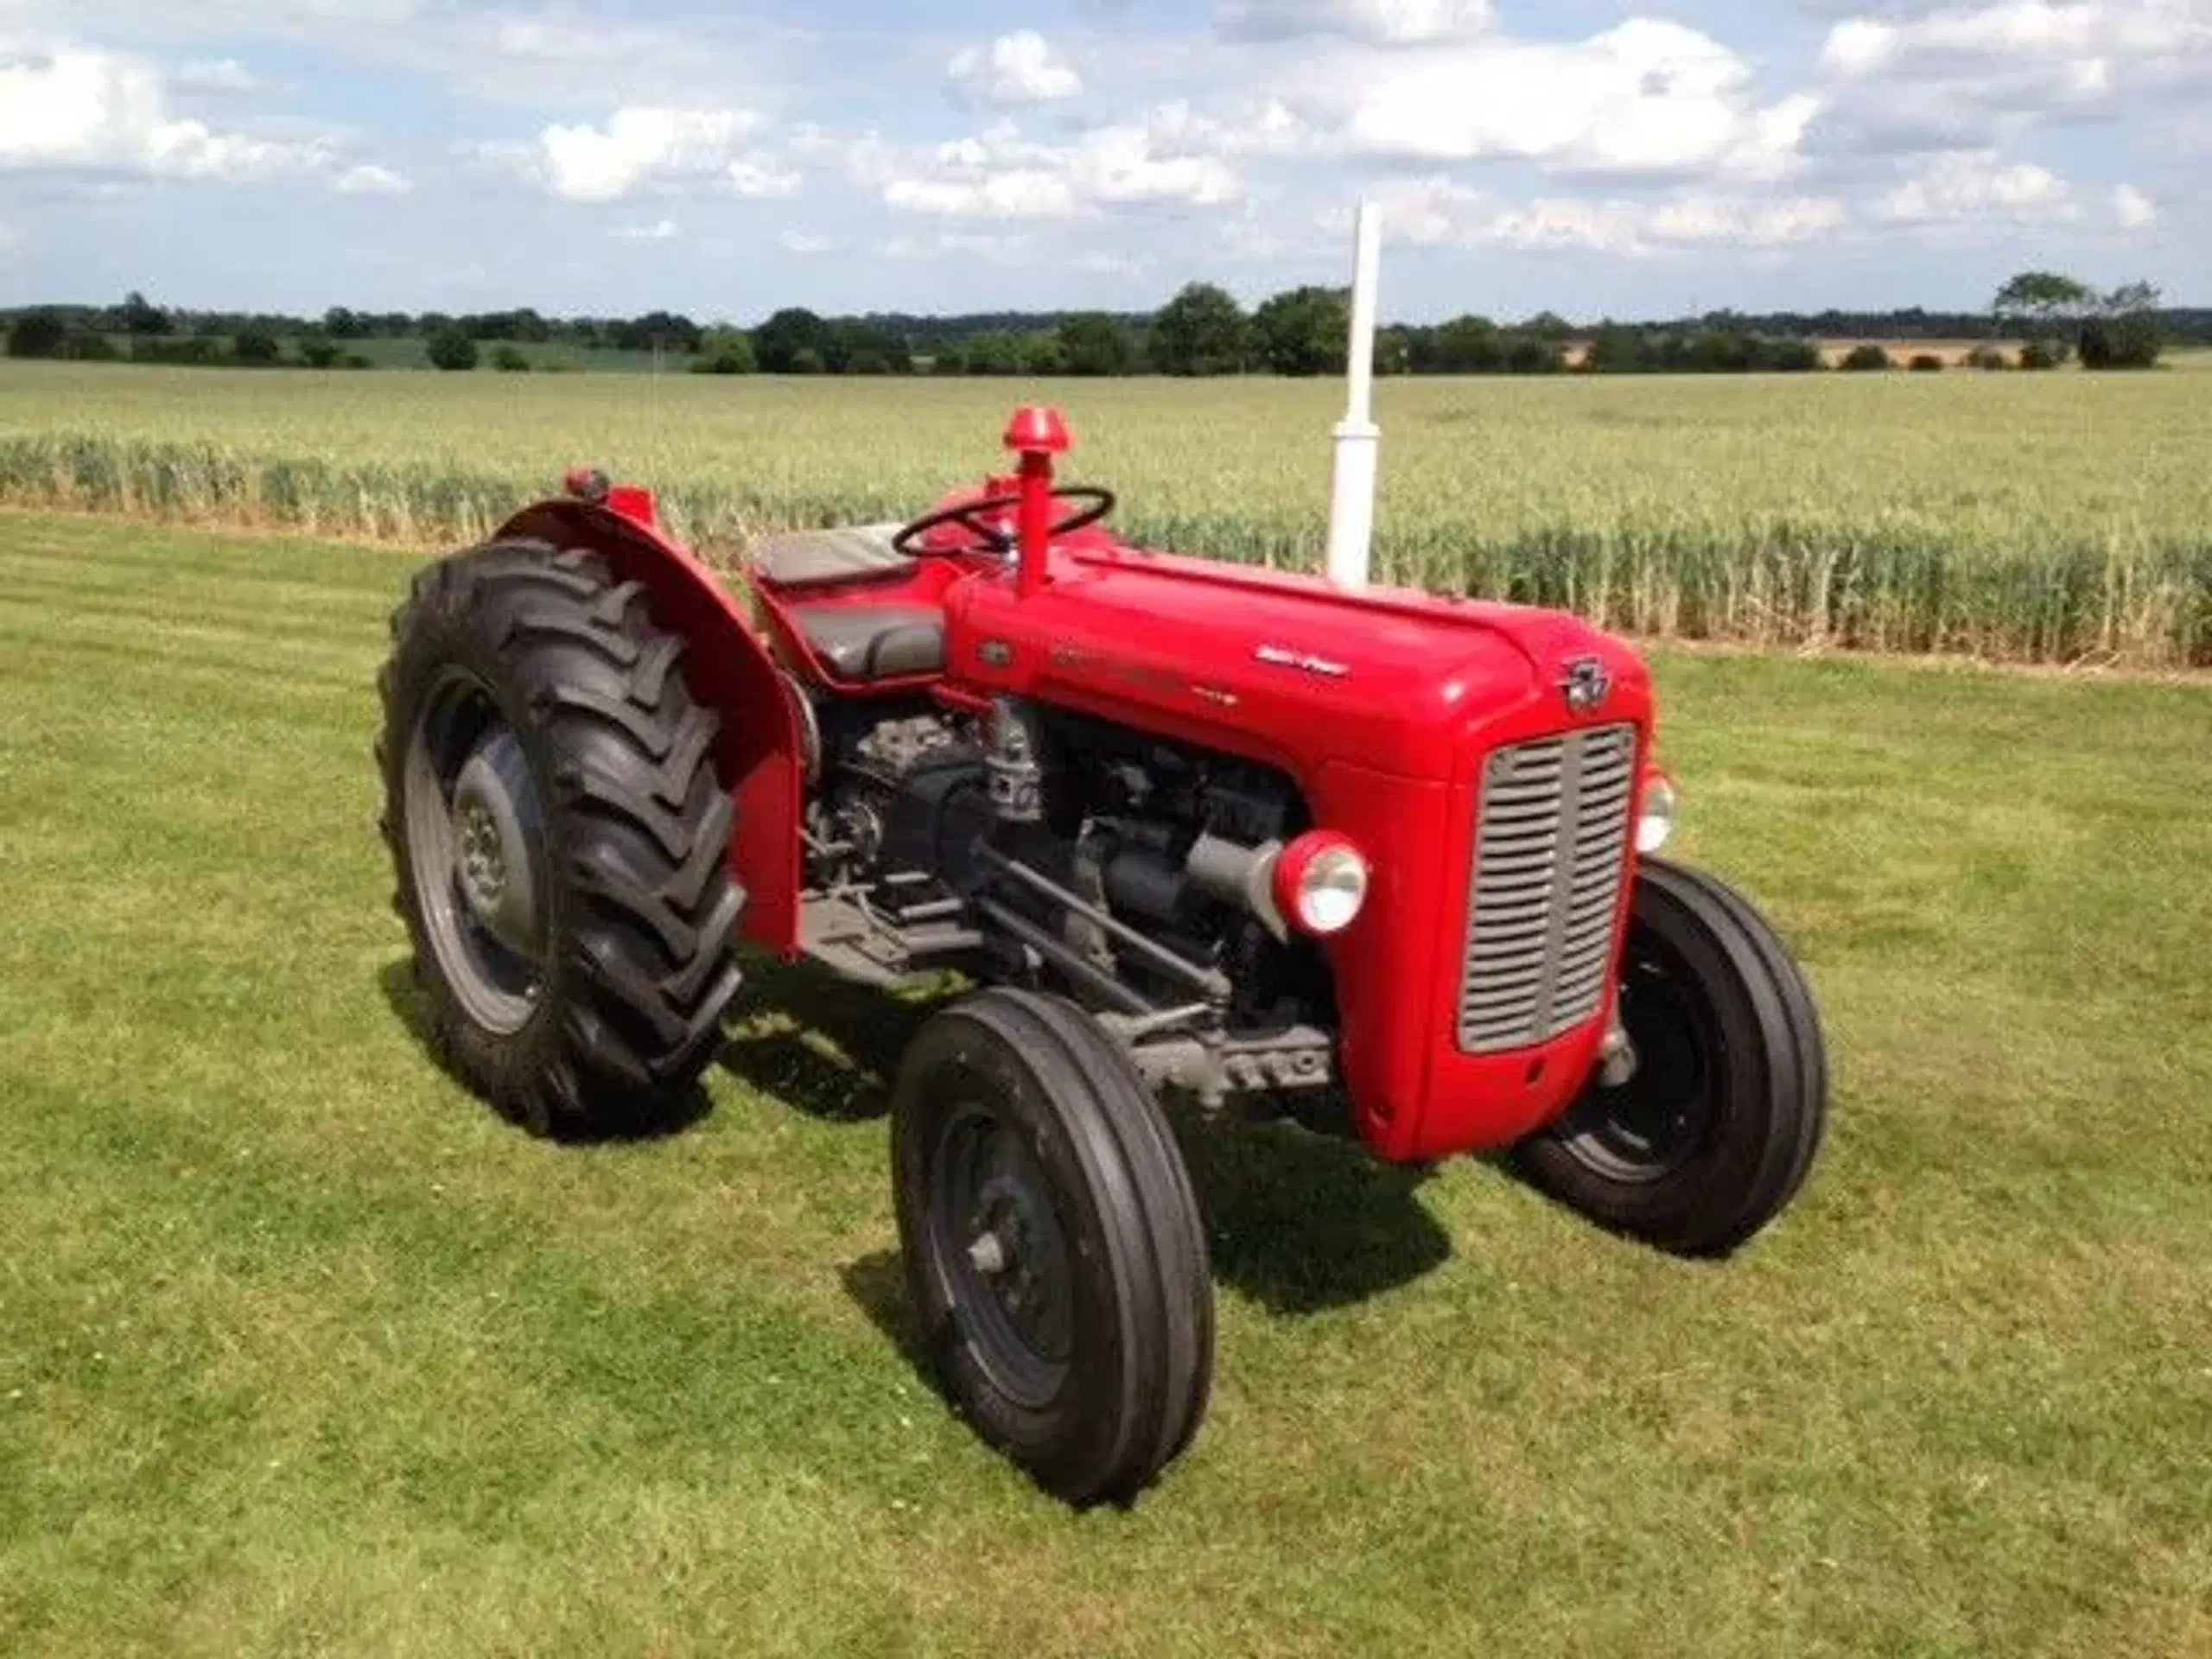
[791,606,946,682]
[749,523,910,588]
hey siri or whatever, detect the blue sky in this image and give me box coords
[0,0,2200,323]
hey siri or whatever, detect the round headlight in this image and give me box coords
[1637,774,1677,855]
[1273,832,1370,937]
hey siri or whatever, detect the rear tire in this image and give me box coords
[892,989,1214,1507]
[1513,857,1827,1258]
[376,539,747,1137]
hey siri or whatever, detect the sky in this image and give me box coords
[0,0,2202,324]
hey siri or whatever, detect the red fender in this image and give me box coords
[493,498,804,958]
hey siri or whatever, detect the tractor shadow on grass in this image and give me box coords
[714,950,954,1124]
[377,958,716,1144]
[1165,1103,1453,1318]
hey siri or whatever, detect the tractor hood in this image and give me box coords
[944,538,1654,783]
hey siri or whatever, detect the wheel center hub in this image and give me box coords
[457,801,508,909]
[448,728,543,957]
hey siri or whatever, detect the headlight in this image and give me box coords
[1271,831,1370,937]
[1637,773,1677,855]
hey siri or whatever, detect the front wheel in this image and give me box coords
[891,989,1214,1508]
[1514,858,1827,1258]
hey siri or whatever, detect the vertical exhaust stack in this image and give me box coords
[1325,198,1384,594]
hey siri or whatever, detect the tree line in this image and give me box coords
[4,271,2187,376]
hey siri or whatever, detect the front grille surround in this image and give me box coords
[1456,724,1637,1055]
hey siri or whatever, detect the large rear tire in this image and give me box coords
[891,989,1215,1508]
[1514,857,1827,1258]
[377,539,747,1137]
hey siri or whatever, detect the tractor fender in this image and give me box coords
[494,499,804,957]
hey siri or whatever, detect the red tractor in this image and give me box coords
[376,393,1825,1508]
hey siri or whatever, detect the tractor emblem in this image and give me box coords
[1560,657,1611,714]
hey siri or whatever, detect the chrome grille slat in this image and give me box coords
[1456,723,1637,1055]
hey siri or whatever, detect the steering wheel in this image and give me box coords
[891,486,1116,559]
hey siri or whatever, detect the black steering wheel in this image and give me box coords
[891,486,1116,558]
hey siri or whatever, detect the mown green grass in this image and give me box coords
[2,361,2209,665]
[2,510,2209,1656]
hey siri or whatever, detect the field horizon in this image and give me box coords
[3,359,2209,670]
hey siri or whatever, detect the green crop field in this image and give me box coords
[2,511,2208,1656]
[3,360,2209,667]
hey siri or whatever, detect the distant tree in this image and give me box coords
[232,327,283,365]
[120,290,170,336]
[1251,285,1350,377]
[753,307,832,373]
[1414,315,1491,373]
[1840,342,1893,372]
[492,343,531,372]
[829,320,912,374]
[608,310,702,355]
[1056,312,1135,376]
[1150,283,1249,376]
[1965,345,2012,371]
[2018,338,2067,370]
[427,327,479,372]
[961,333,1022,375]
[1503,333,1565,374]
[296,329,342,369]
[1017,331,1065,376]
[2079,280,2164,370]
[1375,327,1414,375]
[5,309,68,359]
[1764,338,1823,372]
[323,307,366,339]
[1993,270,2093,366]
[690,330,756,374]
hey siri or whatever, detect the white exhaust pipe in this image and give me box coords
[1325,197,1383,593]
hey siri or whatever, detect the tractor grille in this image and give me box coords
[1457,724,1637,1055]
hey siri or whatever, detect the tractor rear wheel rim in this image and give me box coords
[1554,938,1715,1184]
[929,1103,1075,1411]
[403,669,549,1037]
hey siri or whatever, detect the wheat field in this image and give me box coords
[3,360,2207,665]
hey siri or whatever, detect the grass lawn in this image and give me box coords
[1,511,2207,1657]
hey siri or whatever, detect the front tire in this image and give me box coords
[892,989,1214,1508]
[1514,858,1827,1258]
[377,539,747,1137]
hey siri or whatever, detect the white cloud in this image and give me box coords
[1877,147,2079,221]
[0,43,331,180]
[876,116,1242,221]
[335,161,409,194]
[613,218,677,240]
[946,31,1082,107]
[888,171,1084,219]
[1218,0,1495,44]
[530,105,784,203]
[728,156,799,198]
[173,58,267,95]
[779,229,834,254]
[1812,2,2212,151]
[1281,20,1815,180]
[1369,174,1847,255]
[1817,2,2211,79]
[2112,181,2158,227]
